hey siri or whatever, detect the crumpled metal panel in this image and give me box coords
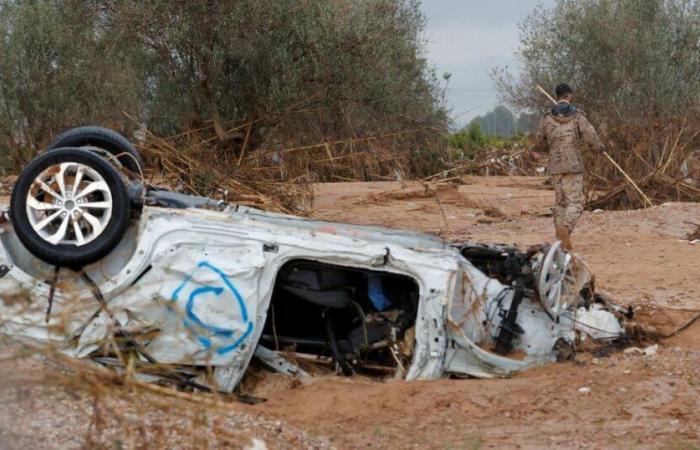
[0,203,623,392]
[75,244,265,368]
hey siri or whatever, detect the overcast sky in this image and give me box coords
[421,0,555,127]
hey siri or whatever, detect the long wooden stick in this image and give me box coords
[535,84,654,208]
[601,150,653,207]
[536,84,558,104]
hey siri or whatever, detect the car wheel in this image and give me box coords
[48,126,144,176]
[10,148,131,268]
[536,241,573,319]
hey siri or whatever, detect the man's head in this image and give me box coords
[555,83,573,102]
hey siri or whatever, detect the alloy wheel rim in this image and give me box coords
[25,162,113,246]
[538,242,573,317]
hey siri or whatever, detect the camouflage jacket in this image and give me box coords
[534,102,604,174]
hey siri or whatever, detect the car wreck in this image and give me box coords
[0,127,628,394]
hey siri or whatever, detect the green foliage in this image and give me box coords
[446,122,487,159]
[493,0,700,208]
[493,0,700,123]
[466,122,487,148]
[446,117,533,161]
[127,0,446,138]
[0,0,448,177]
[0,0,143,167]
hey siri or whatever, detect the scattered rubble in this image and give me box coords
[456,146,544,177]
[624,344,659,357]
[1,177,700,449]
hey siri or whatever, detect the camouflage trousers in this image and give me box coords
[552,173,584,232]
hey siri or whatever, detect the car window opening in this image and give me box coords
[262,260,420,378]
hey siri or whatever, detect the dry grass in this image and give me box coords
[136,124,312,214]
[439,121,700,211]
[586,122,700,210]
[0,333,331,449]
[134,118,439,215]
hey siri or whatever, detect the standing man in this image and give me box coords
[534,83,604,250]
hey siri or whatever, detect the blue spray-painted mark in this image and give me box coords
[171,261,254,355]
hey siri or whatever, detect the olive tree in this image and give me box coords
[110,0,446,147]
[0,0,143,169]
[494,0,700,123]
[0,0,448,178]
[494,0,700,207]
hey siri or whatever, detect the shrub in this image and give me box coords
[0,0,449,180]
[493,0,700,207]
[0,1,143,168]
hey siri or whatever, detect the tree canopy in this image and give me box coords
[0,0,448,175]
[493,0,700,124]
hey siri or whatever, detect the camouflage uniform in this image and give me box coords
[535,102,604,232]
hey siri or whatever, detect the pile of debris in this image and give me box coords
[136,126,313,214]
[457,145,544,177]
[134,117,436,213]
[586,125,700,210]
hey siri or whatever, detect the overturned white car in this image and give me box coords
[0,127,626,393]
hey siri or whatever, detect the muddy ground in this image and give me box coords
[1,176,699,449]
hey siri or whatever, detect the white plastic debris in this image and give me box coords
[578,387,591,394]
[592,209,605,214]
[245,438,268,450]
[623,344,658,357]
[643,344,658,356]
[573,305,622,340]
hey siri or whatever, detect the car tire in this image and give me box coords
[10,148,131,268]
[48,126,144,176]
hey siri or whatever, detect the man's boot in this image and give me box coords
[555,225,573,251]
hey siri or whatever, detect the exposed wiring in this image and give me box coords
[484,287,513,340]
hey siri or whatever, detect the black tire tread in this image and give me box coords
[10,148,131,268]
[48,126,144,175]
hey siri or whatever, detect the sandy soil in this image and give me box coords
[238,178,700,449]
[1,177,699,449]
